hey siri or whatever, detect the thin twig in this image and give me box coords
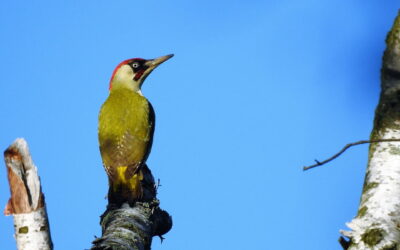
[303,139,400,171]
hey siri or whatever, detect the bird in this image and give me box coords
[98,54,173,205]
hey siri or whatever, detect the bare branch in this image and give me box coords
[303,139,400,171]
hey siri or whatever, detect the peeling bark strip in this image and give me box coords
[340,12,400,250]
[3,138,53,250]
[91,164,172,250]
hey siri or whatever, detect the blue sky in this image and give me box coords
[0,1,399,249]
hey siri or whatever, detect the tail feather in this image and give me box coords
[108,166,144,205]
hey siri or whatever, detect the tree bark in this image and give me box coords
[3,138,53,250]
[340,11,400,250]
[91,164,172,250]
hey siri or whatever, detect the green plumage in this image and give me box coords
[98,87,154,199]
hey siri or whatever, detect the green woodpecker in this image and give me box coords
[98,54,173,204]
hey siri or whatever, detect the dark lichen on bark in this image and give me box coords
[386,12,400,48]
[382,243,398,250]
[389,144,400,154]
[357,206,368,218]
[361,228,385,247]
[362,182,379,194]
[18,226,29,234]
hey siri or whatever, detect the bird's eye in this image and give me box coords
[132,62,140,68]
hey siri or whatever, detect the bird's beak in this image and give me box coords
[137,54,174,84]
[146,54,174,69]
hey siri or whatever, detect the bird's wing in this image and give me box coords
[124,102,155,179]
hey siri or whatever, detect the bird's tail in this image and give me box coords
[108,166,144,205]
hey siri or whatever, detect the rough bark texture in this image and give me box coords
[91,164,172,250]
[4,138,53,250]
[340,11,400,250]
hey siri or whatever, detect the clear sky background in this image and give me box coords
[1,1,399,250]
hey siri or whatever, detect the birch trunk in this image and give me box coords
[3,138,53,250]
[340,12,400,250]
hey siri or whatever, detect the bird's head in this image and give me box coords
[109,54,174,92]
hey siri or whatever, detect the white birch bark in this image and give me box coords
[340,12,400,250]
[4,138,53,250]
[13,208,52,250]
